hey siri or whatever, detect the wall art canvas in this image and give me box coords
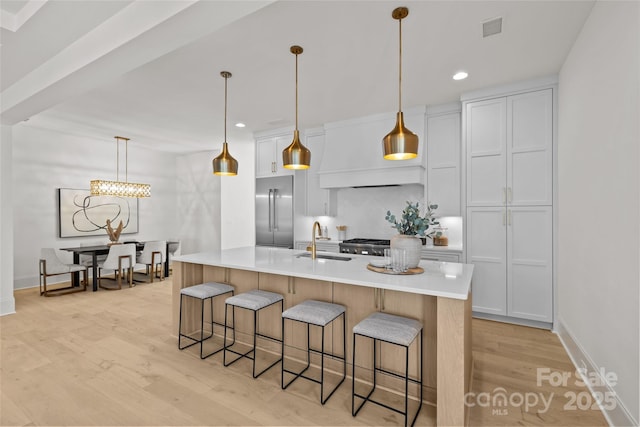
[58,188,139,238]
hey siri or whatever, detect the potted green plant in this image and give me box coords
[385,201,439,268]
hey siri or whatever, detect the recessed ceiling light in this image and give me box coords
[453,71,468,81]
[235,122,246,128]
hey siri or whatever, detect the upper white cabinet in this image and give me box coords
[426,104,461,216]
[466,89,553,207]
[301,129,337,216]
[256,133,294,177]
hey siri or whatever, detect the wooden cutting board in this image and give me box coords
[366,264,424,275]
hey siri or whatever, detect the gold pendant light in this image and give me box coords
[283,45,311,170]
[213,71,239,176]
[90,136,151,198]
[383,6,418,160]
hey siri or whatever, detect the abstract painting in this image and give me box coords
[58,188,139,238]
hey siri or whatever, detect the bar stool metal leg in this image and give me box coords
[351,312,423,427]
[177,283,234,359]
[222,290,284,379]
[281,300,346,404]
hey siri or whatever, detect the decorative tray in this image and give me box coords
[366,264,424,275]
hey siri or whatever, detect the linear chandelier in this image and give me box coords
[90,136,151,198]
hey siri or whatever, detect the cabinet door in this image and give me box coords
[507,206,553,322]
[466,98,507,206]
[256,273,290,347]
[467,207,507,315]
[256,138,276,177]
[378,289,425,381]
[332,283,377,371]
[427,112,461,216]
[289,277,334,353]
[507,89,553,206]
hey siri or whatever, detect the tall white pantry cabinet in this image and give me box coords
[464,84,555,325]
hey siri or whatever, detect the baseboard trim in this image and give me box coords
[472,311,552,330]
[0,295,16,316]
[556,319,637,427]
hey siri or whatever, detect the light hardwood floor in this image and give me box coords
[1,278,607,426]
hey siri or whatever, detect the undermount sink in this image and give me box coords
[296,252,352,261]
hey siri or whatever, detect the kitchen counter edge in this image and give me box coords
[174,246,472,300]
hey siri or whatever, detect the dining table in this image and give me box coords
[60,241,178,291]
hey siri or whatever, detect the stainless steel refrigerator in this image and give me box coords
[255,176,293,248]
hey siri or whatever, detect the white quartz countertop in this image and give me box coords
[174,246,473,300]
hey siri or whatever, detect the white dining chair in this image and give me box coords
[98,243,136,290]
[79,241,107,267]
[39,248,88,297]
[136,240,166,283]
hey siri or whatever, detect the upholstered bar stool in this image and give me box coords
[223,290,284,378]
[178,282,234,359]
[281,300,346,404]
[352,312,423,427]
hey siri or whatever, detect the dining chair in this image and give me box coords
[79,241,107,267]
[136,240,166,283]
[39,248,88,297]
[98,243,136,290]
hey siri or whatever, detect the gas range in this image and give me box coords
[339,238,390,256]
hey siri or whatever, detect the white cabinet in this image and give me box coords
[464,86,554,324]
[420,249,461,263]
[301,130,337,216]
[256,135,294,177]
[466,206,552,321]
[466,89,553,207]
[426,107,461,216]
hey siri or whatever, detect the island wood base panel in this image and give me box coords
[173,261,472,426]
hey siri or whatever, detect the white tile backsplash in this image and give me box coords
[295,184,462,246]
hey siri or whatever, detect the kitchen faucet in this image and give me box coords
[307,221,322,260]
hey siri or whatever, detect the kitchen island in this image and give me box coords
[173,246,473,426]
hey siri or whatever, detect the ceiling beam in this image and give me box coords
[1,0,274,125]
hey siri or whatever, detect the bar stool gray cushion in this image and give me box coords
[353,312,422,347]
[226,289,283,311]
[180,282,234,300]
[283,300,345,326]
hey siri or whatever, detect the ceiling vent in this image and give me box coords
[482,17,502,38]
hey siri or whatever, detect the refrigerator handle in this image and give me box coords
[268,189,273,232]
[273,188,279,231]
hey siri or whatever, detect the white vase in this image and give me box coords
[390,234,422,269]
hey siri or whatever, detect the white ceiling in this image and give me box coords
[1,0,595,153]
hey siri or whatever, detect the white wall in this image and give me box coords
[221,140,255,249]
[175,151,221,254]
[12,124,178,288]
[174,139,255,254]
[0,126,16,315]
[557,1,639,425]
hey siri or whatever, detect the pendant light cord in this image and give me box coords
[295,52,299,131]
[116,137,120,181]
[125,138,128,183]
[224,74,228,143]
[398,17,403,112]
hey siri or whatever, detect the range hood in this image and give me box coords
[318,106,425,189]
